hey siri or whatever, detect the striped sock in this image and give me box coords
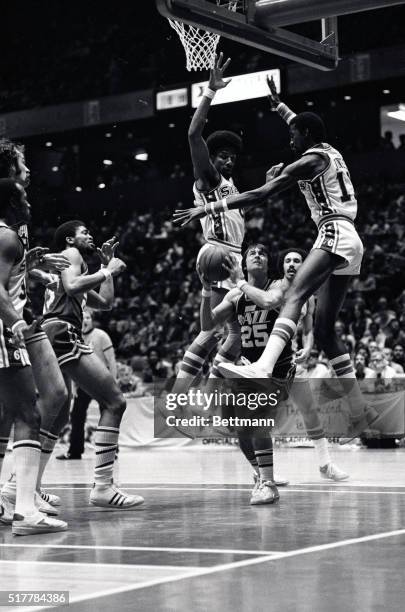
[13,439,41,516]
[0,437,8,482]
[36,429,58,490]
[94,427,119,485]
[257,318,297,373]
[173,332,218,389]
[255,447,274,482]
[330,353,366,420]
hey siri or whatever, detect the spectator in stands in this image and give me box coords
[361,321,386,350]
[392,344,405,369]
[372,296,397,333]
[383,347,404,375]
[143,347,173,382]
[298,349,330,378]
[334,320,356,355]
[366,350,397,390]
[384,319,405,348]
[354,353,374,380]
[349,303,372,342]
[397,134,405,151]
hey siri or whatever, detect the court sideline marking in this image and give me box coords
[8,528,405,611]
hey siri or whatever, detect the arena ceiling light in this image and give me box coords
[191,68,280,108]
[135,149,148,161]
[103,159,113,166]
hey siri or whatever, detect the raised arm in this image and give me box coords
[267,75,297,125]
[173,154,325,227]
[188,53,231,190]
[61,248,125,297]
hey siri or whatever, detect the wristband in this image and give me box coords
[202,288,212,297]
[100,268,112,281]
[276,102,297,125]
[204,88,216,100]
[11,319,26,334]
[236,280,247,290]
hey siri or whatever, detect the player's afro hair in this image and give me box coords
[206,130,243,156]
[290,112,326,143]
[277,248,308,276]
[53,220,85,252]
[242,243,271,280]
[0,139,25,179]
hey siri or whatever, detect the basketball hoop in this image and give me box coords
[168,1,242,71]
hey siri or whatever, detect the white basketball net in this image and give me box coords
[169,1,240,71]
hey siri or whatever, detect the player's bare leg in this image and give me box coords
[0,368,67,535]
[313,274,380,436]
[171,288,227,393]
[0,412,13,483]
[62,353,144,509]
[290,381,349,481]
[1,334,68,509]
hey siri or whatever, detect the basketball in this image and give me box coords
[198,245,229,282]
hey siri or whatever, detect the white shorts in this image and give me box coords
[313,218,363,276]
[196,243,243,291]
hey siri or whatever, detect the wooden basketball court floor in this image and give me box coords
[1,445,404,611]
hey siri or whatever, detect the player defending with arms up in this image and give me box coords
[174,80,380,438]
[172,53,244,392]
[41,222,144,509]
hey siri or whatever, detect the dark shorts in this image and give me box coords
[41,318,93,367]
[0,320,31,369]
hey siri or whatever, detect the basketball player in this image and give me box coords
[0,139,70,518]
[172,52,244,392]
[0,179,67,534]
[174,90,381,438]
[200,244,348,503]
[270,248,348,478]
[41,220,144,509]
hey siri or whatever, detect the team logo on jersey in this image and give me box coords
[219,184,238,198]
[238,307,268,327]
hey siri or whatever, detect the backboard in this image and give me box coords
[156,0,405,71]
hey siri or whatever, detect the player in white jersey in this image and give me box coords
[0,139,71,519]
[173,80,381,438]
[173,53,244,391]
[0,179,67,535]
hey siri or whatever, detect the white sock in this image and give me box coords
[94,427,119,486]
[313,438,331,468]
[36,429,58,491]
[0,437,8,484]
[257,318,297,373]
[13,440,41,516]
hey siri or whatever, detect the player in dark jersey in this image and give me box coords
[174,87,381,439]
[0,139,71,519]
[199,243,290,504]
[41,220,144,509]
[0,179,67,535]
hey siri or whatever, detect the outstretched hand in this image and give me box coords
[222,254,244,285]
[208,52,232,91]
[172,206,206,228]
[97,236,119,265]
[267,75,280,110]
